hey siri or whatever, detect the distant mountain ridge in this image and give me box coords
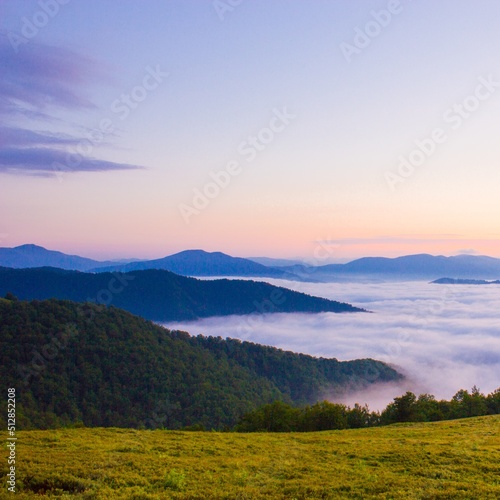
[92,249,301,280]
[432,277,500,285]
[3,245,500,281]
[284,254,500,281]
[0,267,364,322]
[248,256,307,267]
[0,244,119,271]
[0,245,302,280]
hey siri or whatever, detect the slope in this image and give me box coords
[0,298,400,429]
[0,266,365,322]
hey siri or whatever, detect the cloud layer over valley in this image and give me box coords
[164,280,500,410]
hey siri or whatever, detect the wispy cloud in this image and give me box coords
[0,147,142,175]
[320,235,465,246]
[316,236,500,258]
[457,248,480,255]
[0,33,143,176]
[0,126,80,148]
[0,34,96,113]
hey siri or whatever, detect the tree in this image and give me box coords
[451,388,488,418]
[486,388,500,414]
[414,394,443,422]
[235,401,298,432]
[381,392,417,424]
[347,403,375,428]
[299,401,348,431]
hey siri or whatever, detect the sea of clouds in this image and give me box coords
[163,279,500,410]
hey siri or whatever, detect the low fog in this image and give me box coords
[163,279,500,411]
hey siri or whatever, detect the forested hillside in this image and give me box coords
[0,297,398,430]
[0,267,364,322]
[189,336,398,405]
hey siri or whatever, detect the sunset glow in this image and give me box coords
[2,1,500,262]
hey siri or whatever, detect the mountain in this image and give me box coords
[0,244,121,271]
[0,297,401,429]
[0,267,365,322]
[285,254,500,281]
[248,256,307,267]
[432,277,500,285]
[92,249,302,280]
[8,246,499,282]
[0,245,301,280]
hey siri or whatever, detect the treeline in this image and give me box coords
[234,388,500,432]
[0,297,399,430]
[380,388,499,424]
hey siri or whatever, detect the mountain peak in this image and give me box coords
[15,244,48,251]
[174,249,230,257]
[0,244,111,271]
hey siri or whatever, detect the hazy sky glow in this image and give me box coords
[2,1,500,260]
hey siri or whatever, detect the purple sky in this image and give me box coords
[2,1,500,261]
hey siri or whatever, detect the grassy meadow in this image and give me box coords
[2,416,499,499]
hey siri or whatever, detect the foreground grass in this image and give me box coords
[1,416,499,499]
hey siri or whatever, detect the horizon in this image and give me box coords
[2,241,499,265]
[2,1,500,260]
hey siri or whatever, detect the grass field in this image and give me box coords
[2,416,499,499]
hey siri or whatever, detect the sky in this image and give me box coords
[164,279,500,410]
[2,0,500,261]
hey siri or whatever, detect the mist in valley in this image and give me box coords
[164,279,500,411]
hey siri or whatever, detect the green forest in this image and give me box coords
[234,388,500,432]
[2,296,497,434]
[0,296,396,430]
[0,266,364,322]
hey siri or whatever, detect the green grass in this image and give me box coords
[2,416,499,499]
